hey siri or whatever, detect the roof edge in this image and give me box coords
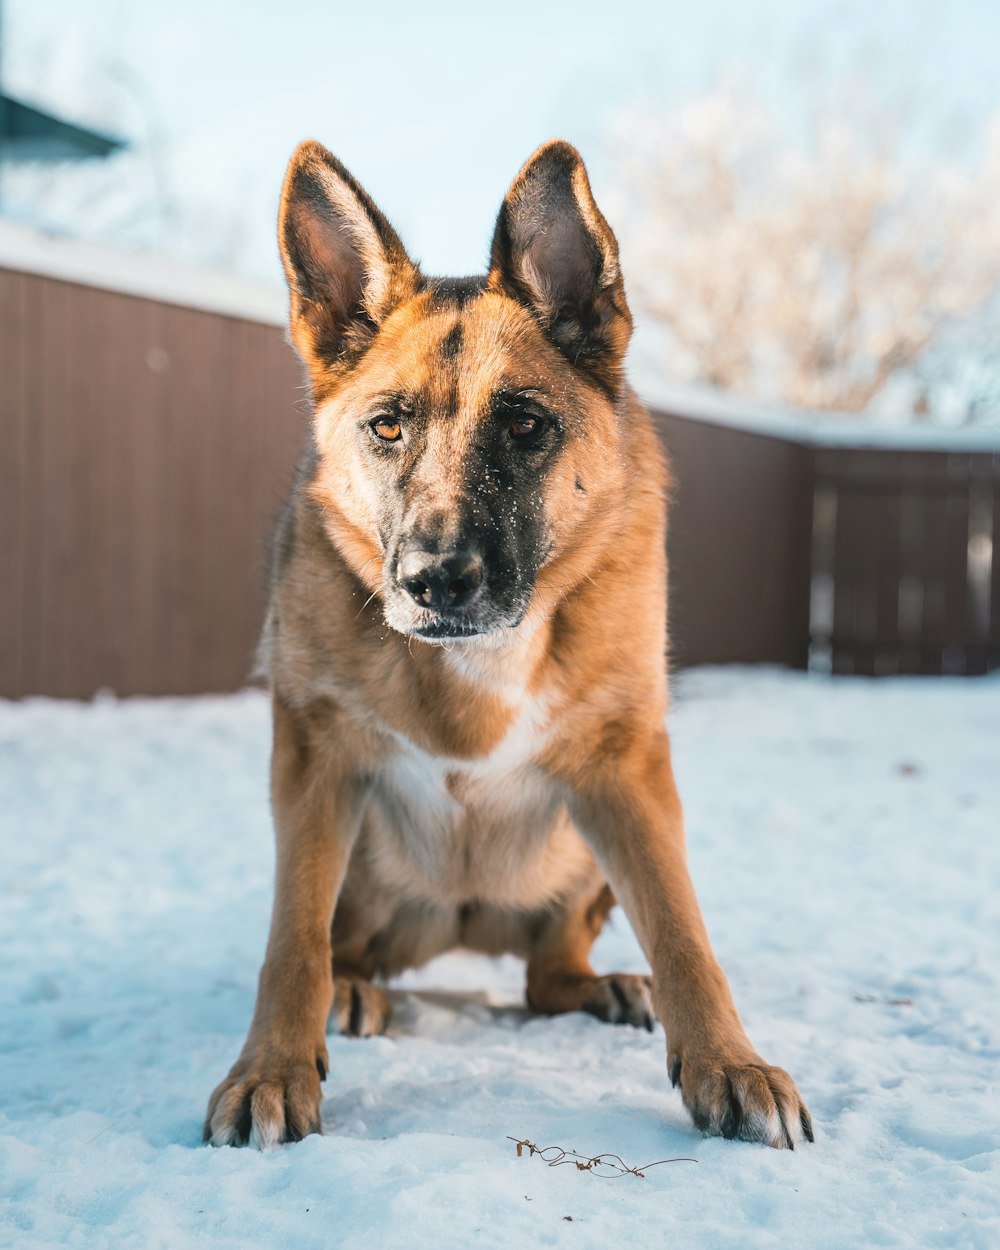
[635,373,1000,453]
[0,219,287,327]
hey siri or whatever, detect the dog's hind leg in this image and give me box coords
[330,963,391,1038]
[329,899,392,1038]
[525,881,655,1031]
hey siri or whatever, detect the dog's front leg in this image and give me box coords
[567,728,813,1150]
[204,695,365,1148]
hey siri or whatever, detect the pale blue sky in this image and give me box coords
[5,0,1000,277]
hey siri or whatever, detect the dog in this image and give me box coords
[203,139,813,1151]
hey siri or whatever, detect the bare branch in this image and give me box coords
[614,77,1000,422]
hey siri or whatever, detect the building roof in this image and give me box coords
[0,93,126,161]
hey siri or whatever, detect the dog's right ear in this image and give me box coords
[278,141,420,373]
[488,141,631,394]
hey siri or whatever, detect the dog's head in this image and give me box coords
[279,139,633,641]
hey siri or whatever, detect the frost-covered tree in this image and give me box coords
[615,78,1000,423]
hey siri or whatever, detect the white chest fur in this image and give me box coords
[367,688,586,908]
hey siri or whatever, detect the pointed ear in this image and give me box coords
[278,140,421,370]
[488,141,632,390]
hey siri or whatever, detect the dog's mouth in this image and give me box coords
[409,616,490,640]
[381,586,528,642]
[412,612,490,640]
[400,604,527,641]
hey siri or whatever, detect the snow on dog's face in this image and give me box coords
[278,140,633,641]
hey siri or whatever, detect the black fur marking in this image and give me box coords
[348,984,364,1036]
[440,321,463,362]
[800,1105,815,1143]
[670,1055,682,1088]
[235,1095,253,1145]
[525,911,548,944]
[308,333,384,400]
[283,1100,305,1143]
[720,1076,743,1140]
[316,1056,327,1081]
[429,274,488,307]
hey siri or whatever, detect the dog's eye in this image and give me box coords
[372,418,402,442]
[509,416,540,439]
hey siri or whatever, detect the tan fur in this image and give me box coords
[204,139,812,1152]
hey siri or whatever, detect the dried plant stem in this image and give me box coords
[507,1136,698,1179]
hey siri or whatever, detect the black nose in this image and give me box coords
[398,547,484,610]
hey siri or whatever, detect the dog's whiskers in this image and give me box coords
[355,587,382,620]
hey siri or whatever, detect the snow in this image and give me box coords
[1,668,998,1249]
[631,373,1000,452]
[0,220,286,328]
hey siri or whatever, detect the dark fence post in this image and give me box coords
[811,446,1000,676]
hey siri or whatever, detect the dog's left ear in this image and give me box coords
[488,141,632,390]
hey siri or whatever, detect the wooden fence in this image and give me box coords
[1,245,998,696]
[1,262,305,697]
[810,446,1000,675]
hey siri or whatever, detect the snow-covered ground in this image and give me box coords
[1,668,998,1249]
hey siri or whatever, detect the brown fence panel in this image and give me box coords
[650,410,814,669]
[811,448,1000,676]
[0,268,27,686]
[1,267,306,698]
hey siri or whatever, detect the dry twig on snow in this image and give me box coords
[507,1136,698,1179]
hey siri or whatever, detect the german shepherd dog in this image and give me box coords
[203,140,813,1151]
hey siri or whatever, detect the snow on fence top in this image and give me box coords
[0,219,286,328]
[634,373,1000,454]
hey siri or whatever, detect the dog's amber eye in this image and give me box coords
[509,416,539,439]
[373,419,402,442]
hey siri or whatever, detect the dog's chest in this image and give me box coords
[367,693,584,907]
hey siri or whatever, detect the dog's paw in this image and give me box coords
[670,1049,813,1149]
[203,1052,327,1148]
[528,970,656,1029]
[331,977,391,1037]
[581,973,656,1031]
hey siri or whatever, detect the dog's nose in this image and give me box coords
[398,547,484,610]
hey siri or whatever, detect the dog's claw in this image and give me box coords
[204,1056,325,1148]
[582,973,657,1030]
[673,1051,812,1149]
[332,977,391,1037]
